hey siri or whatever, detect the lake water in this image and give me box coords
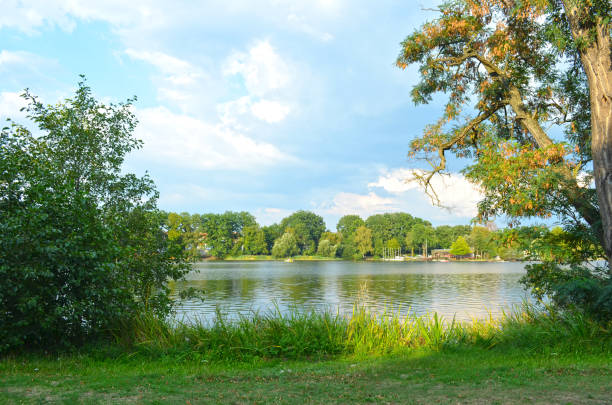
[169,260,533,322]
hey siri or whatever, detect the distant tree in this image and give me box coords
[280,211,326,254]
[468,226,496,259]
[405,231,416,256]
[354,226,373,258]
[320,231,342,245]
[262,224,282,253]
[201,211,257,258]
[387,238,401,251]
[242,225,268,255]
[272,232,300,258]
[412,223,437,256]
[317,239,337,257]
[450,236,472,257]
[337,215,365,240]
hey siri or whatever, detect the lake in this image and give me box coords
[169,260,533,322]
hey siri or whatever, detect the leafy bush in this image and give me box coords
[0,79,189,352]
[522,262,612,321]
[317,239,337,257]
[271,232,299,258]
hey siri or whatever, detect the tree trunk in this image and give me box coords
[584,49,612,270]
[578,26,612,272]
[563,4,612,272]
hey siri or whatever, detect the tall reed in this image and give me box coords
[116,302,612,362]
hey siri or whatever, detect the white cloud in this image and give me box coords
[133,106,295,170]
[124,49,213,113]
[321,191,397,217]
[0,92,26,122]
[368,168,483,217]
[218,40,295,124]
[253,207,294,225]
[250,99,291,123]
[224,40,291,97]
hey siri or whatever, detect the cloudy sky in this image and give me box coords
[0,0,485,229]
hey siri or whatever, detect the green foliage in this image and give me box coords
[522,261,612,321]
[411,223,437,255]
[468,226,498,259]
[280,211,326,255]
[434,225,471,249]
[398,0,612,320]
[336,242,357,260]
[271,232,300,258]
[201,211,257,258]
[354,226,373,258]
[119,303,611,362]
[365,213,429,255]
[336,215,364,240]
[242,225,268,255]
[449,236,472,256]
[0,79,189,352]
[316,239,337,258]
[262,223,282,253]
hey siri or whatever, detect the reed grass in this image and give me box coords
[114,302,612,362]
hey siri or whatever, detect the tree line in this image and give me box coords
[164,210,554,261]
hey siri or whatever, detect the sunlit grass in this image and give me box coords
[114,302,612,362]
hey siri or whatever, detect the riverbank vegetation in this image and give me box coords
[164,209,564,262]
[2,304,611,403]
[0,80,190,353]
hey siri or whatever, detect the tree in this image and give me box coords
[317,239,337,257]
[272,232,300,258]
[396,0,610,269]
[387,238,401,250]
[468,226,497,259]
[354,226,373,258]
[411,223,437,256]
[280,211,326,254]
[0,79,189,351]
[262,224,282,253]
[405,231,416,256]
[398,1,612,318]
[201,211,257,258]
[336,215,365,240]
[242,225,268,255]
[450,236,472,257]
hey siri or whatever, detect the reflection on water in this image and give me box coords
[169,261,532,322]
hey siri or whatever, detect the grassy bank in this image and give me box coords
[2,305,611,403]
[2,347,610,404]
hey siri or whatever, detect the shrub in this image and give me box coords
[0,79,189,352]
[272,232,299,258]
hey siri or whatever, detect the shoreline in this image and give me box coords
[199,255,517,263]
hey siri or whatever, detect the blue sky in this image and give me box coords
[0,0,487,229]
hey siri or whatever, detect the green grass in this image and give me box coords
[1,346,610,403]
[2,305,611,403]
[111,303,612,362]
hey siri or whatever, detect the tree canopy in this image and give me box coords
[397,0,610,267]
[398,0,612,318]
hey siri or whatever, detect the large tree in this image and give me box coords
[397,0,611,270]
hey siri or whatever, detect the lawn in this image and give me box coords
[1,347,610,404]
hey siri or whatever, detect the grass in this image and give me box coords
[2,304,611,403]
[2,347,611,404]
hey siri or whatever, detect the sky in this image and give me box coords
[0,0,486,230]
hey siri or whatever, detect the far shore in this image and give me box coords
[199,255,516,263]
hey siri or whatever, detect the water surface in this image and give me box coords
[169,260,531,322]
